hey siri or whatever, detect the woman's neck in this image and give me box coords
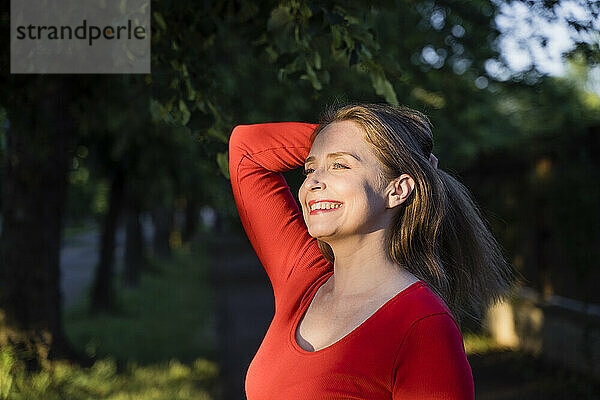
[323,229,418,299]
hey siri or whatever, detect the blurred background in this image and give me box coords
[0,0,599,399]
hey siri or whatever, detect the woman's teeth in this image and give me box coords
[309,202,342,211]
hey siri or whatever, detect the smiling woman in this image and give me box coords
[228,103,514,399]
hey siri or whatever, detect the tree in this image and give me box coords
[0,77,83,365]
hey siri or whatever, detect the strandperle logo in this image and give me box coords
[11,0,150,74]
[15,19,147,47]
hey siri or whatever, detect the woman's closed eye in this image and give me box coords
[303,162,348,176]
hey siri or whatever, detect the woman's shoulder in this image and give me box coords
[408,281,453,314]
[383,280,459,332]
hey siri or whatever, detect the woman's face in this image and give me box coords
[298,120,391,241]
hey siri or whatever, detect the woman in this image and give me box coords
[228,103,513,399]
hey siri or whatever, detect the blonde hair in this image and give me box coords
[310,103,514,322]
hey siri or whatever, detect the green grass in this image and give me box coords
[1,242,221,400]
[64,245,217,364]
[463,331,508,355]
[0,351,218,400]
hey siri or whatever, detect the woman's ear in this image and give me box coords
[386,174,415,209]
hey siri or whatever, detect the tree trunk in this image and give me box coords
[0,77,83,365]
[533,177,553,302]
[151,205,172,258]
[124,192,143,288]
[182,197,199,243]
[91,166,124,312]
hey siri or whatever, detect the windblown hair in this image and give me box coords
[310,103,514,322]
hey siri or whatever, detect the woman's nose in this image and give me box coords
[304,171,326,191]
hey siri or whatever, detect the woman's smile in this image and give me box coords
[308,200,344,215]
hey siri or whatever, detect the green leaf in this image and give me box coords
[268,6,292,32]
[179,100,191,126]
[301,63,322,90]
[411,87,446,109]
[331,26,342,49]
[206,101,221,122]
[195,98,206,113]
[153,12,167,31]
[318,69,330,85]
[265,46,278,62]
[165,97,175,112]
[370,68,398,105]
[169,78,179,89]
[278,68,286,82]
[217,151,230,180]
[360,45,373,59]
[150,99,175,124]
[150,99,166,122]
[185,79,196,101]
[207,126,227,143]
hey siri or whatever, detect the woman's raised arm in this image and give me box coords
[228,122,323,299]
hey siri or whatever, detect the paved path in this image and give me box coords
[60,219,154,310]
[207,231,273,400]
[60,227,122,309]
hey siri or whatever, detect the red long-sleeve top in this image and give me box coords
[228,122,474,399]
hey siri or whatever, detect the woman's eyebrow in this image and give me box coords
[304,151,361,164]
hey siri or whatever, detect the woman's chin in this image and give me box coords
[307,227,337,240]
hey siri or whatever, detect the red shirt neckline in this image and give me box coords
[289,270,425,356]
